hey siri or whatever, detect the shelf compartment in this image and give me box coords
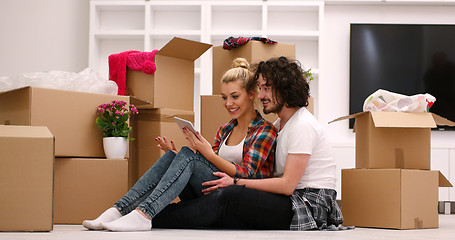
[149,5,201,31]
[211,5,262,32]
[267,5,319,32]
[267,36,319,71]
[94,4,145,31]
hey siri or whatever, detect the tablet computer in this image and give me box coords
[174,116,198,136]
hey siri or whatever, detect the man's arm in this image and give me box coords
[202,153,309,196]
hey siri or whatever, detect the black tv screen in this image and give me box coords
[350,23,455,130]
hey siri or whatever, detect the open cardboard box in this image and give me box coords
[0,125,54,231]
[125,37,211,111]
[0,86,133,158]
[341,168,452,229]
[330,111,455,169]
[212,41,295,95]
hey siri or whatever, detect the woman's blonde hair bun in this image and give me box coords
[232,57,249,70]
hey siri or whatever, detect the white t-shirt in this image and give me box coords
[218,132,245,165]
[274,107,337,190]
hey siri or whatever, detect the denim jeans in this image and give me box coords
[113,147,220,220]
[152,185,294,230]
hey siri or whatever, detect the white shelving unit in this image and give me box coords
[89,0,324,119]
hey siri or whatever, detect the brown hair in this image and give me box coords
[252,56,310,108]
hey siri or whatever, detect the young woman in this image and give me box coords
[82,58,277,231]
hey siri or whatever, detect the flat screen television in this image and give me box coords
[350,23,455,130]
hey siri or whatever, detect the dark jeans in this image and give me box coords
[152,185,294,230]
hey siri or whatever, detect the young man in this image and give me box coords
[152,56,344,230]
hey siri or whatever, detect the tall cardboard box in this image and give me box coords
[125,37,211,111]
[330,112,451,169]
[212,41,295,95]
[132,106,194,183]
[341,169,452,229]
[0,125,54,231]
[0,86,130,158]
[53,158,128,224]
[200,95,313,145]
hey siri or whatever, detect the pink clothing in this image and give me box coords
[108,50,158,95]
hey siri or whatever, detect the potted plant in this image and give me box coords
[96,100,138,159]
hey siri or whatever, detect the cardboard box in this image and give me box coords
[212,41,295,95]
[330,112,452,169]
[200,95,313,145]
[341,168,452,229]
[0,86,131,158]
[125,37,211,111]
[132,106,194,183]
[0,125,54,231]
[53,158,128,224]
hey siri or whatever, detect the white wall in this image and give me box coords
[0,0,90,77]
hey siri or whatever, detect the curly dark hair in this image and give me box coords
[252,56,310,108]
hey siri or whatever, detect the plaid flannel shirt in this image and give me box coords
[222,36,277,50]
[290,188,345,231]
[212,111,277,179]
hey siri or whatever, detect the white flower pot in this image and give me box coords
[103,137,127,159]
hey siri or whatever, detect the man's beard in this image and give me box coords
[262,98,284,114]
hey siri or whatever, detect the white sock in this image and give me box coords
[101,210,151,232]
[82,207,122,230]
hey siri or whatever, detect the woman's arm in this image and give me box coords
[183,123,277,179]
[183,128,237,176]
[202,153,309,196]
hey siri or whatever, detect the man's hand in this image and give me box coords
[201,172,234,195]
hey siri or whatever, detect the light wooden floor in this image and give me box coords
[1,215,454,240]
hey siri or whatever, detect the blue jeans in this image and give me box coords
[113,147,220,220]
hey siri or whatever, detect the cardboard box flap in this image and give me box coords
[370,112,436,128]
[130,96,150,106]
[439,171,453,187]
[0,125,53,138]
[432,113,455,127]
[157,37,212,61]
[329,111,438,128]
[328,112,367,124]
[135,107,194,123]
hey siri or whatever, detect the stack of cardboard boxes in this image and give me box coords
[0,37,210,230]
[0,86,131,230]
[331,111,453,229]
[127,37,211,180]
[201,41,300,144]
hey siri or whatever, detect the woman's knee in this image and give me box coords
[212,185,245,203]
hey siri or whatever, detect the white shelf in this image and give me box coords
[149,30,202,37]
[89,0,323,119]
[94,30,145,39]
